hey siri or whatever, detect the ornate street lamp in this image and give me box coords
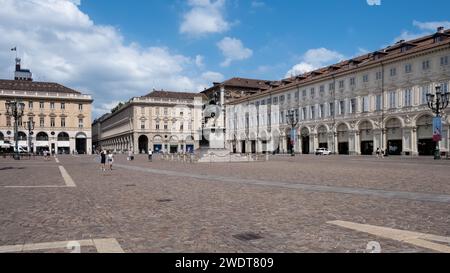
[426,85,450,160]
[286,109,299,156]
[24,120,35,155]
[5,100,25,160]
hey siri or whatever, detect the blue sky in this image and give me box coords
[0,0,449,117]
[79,0,450,80]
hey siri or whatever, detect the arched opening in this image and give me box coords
[75,132,87,155]
[300,127,310,154]
[317,126,328,149]
[17,131,27,141]
[337,124,349,155]
[36,132,49,154]
[138,135,149,154]
[0,132,4,141]
[386,118,402,155]
[153,135,163,153]
[169,136,179,154]
[57,132,70,154]
[416,115,434,156]
[359,121,374,155]
[36,132,48,141]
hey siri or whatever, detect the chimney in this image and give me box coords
[437,26,444,33]
[15,58,21,71]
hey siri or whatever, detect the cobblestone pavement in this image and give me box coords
[0,154,449,253]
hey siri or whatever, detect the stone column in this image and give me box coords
[402,127,413,156]
[310,133,317,154]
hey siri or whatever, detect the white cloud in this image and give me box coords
[201,71,224,83]
[413,20,450,31]
[180,0,230,36]
[285,48,345,77]
[392,20,450,44]
[251,1,266,8]
[0,0,218,118]
[217,37,253,67]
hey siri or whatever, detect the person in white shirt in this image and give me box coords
[107,151,114,170]
[148,150,153,162]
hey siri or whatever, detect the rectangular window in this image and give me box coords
[28,101,33,109]
[39,101,44,109]
[155,107,160,116]
[376,95,382,111]
[78,119,84,128]
[319,85,325,93]
[389,91,397,109]
[421,85,429,105]
[287,93,291,102]
[329,82,335,92]
[362,96,369,112]
[180,124,184,131]
[50,102,55,109]
[61,102,65,110]
[273,97,278,104]
[164,123,168,130]
[50,118,55,127]
[376,71,382,80]
[339,80,344,89]
[295,91,300,101]
[440,56,448,66]
[329,102,335,117]
[164,108,168,115]
[267,98,272,105]
[390,68,397,77]
[6,116,11,127]
[295,109,299,121]
[280,111,285,124]
[141,121,145,129]
[310,106,315,120]
[280,95,285,103]
[156,123,160,130]
[404,89,412,107]
[339,101,345,115]
[319,104,324,118]
[363,74,369,83]
[302,90,307,97]
[350,99,357,113]
[441,82,449,92]
[78,104,83,111]
[422,60,430,70]
[40,117,45,127]
[310,88,315,98]
[350,77,355,86]
[302,108,307,120]
[405,64,412,74]
[61,118,66,128]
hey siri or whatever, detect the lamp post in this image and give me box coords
[426,85,450,160]
[286,109,298,156]
[24,120,35,155]
[5,100,25,160]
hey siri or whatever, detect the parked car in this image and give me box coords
[315,148,331,155]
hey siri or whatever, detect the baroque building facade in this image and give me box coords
[93,91,205,154]
[0,76,93,155]
[226,27,450,156]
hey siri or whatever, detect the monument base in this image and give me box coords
[197,148,255,163]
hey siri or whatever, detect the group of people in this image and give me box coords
[375,147,385,158]
[99,149,114,172]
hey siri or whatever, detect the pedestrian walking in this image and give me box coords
[100,150,106,172]
[148,150,153,162]
[376,147,381,158]
[107,151,114,171]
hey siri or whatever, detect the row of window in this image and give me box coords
[142,107,190,117]
[5,117,84,129]
[26,101,84,111]
[141,121,193,131]
[239,83,448,126]
[255,57,449,104]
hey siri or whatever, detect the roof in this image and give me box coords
[202,77,272,94]
[143,90,206,100]
[229,28,450,104]
[0,79,81,94]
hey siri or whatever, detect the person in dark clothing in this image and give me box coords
[100,150,106,172]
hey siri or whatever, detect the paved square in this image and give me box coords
[0,155,449,253]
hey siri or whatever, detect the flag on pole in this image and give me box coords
[11,47,17,51]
